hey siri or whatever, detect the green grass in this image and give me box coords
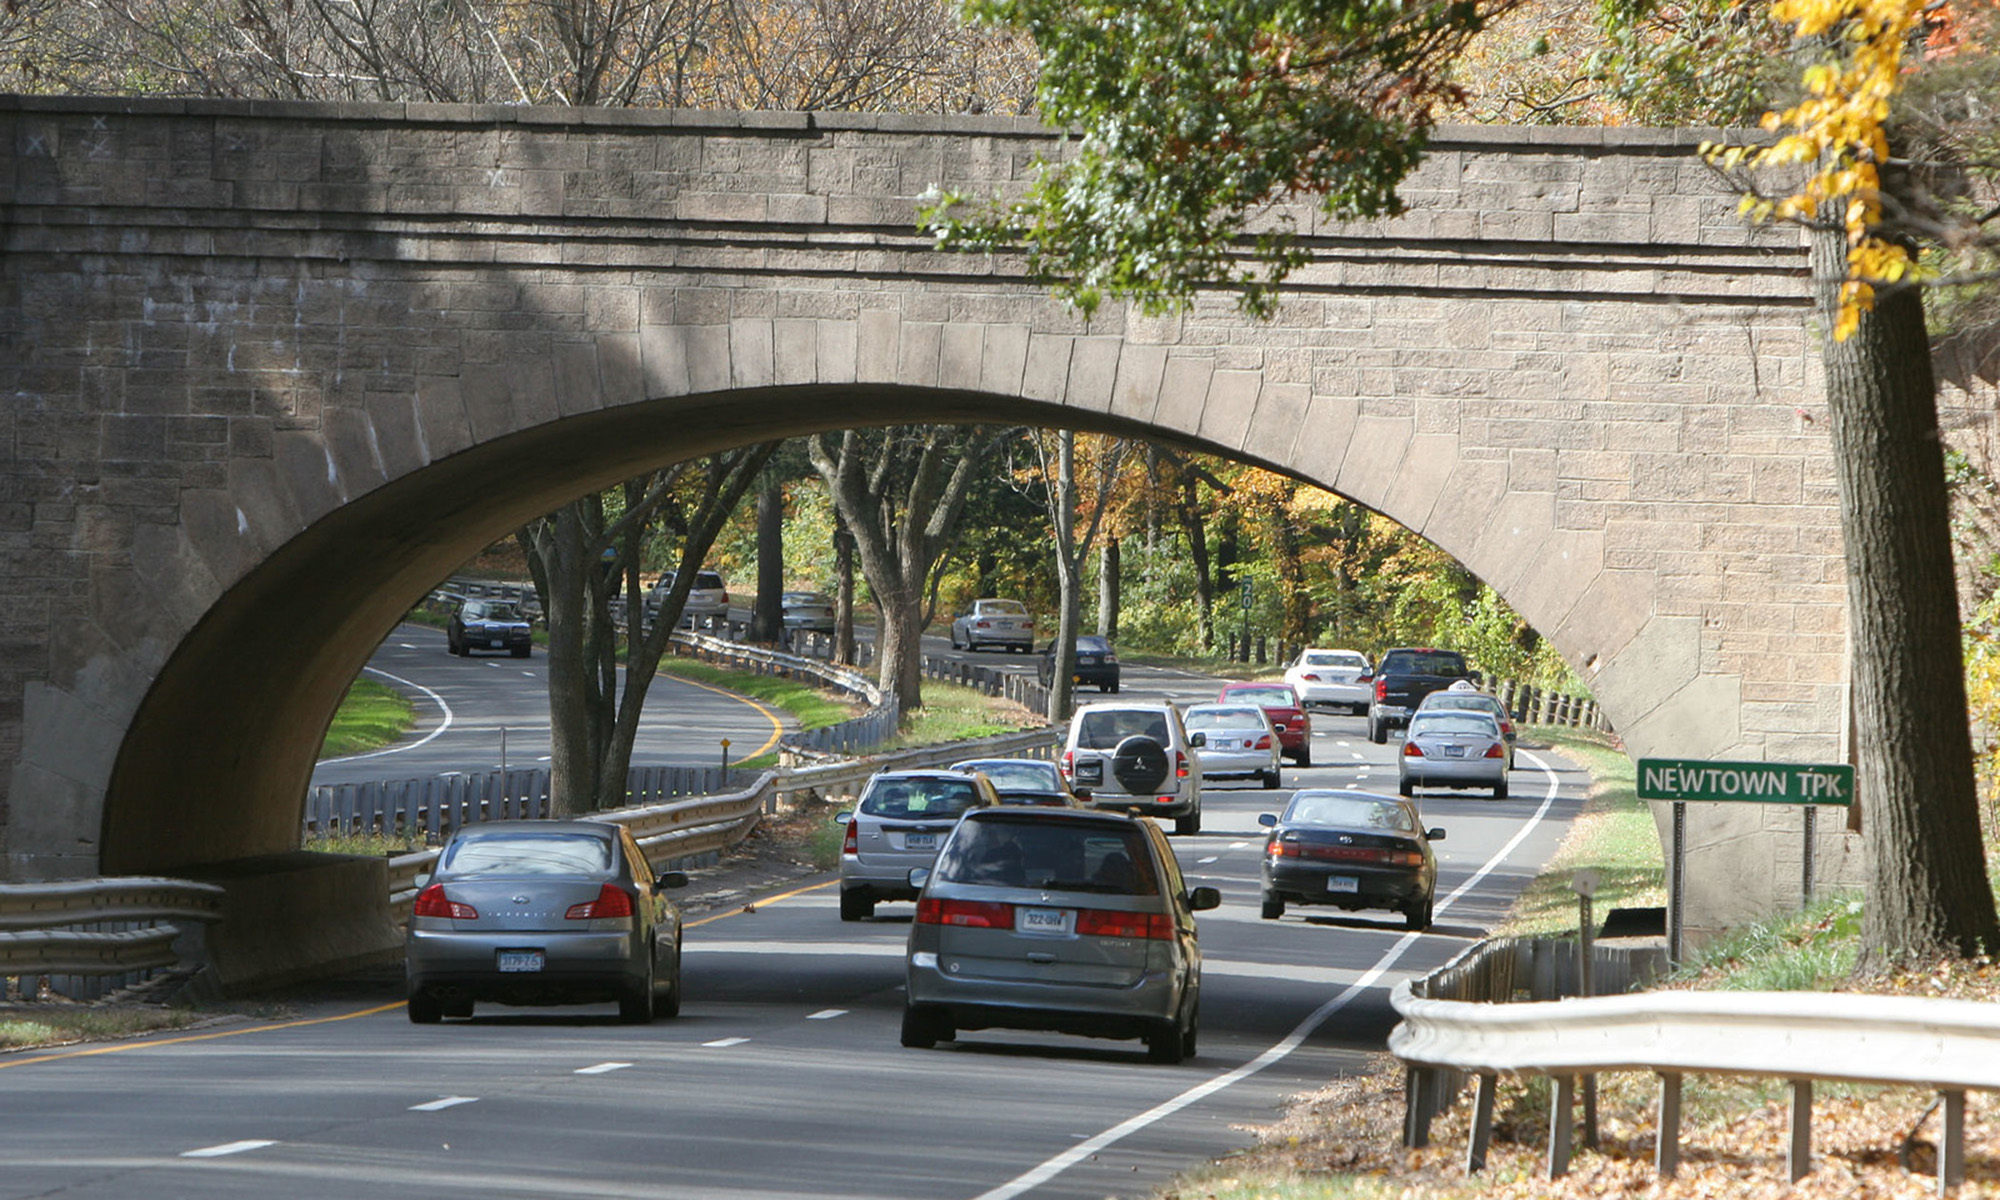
[0,1007,203,1051]
[1492,726,1666,937]
[878,680,1042,749]
[318,679,417,759]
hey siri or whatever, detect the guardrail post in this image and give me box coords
[1788,1079,1812,1181]
[1466,1072,1497,1173]
[1656,1071,1682,1178]
[1402,1067,1436,1148]
[1941,1089,1965,1191]
[1548,1074,1575,1178]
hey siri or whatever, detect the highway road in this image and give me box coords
[8,700,1586,1200]
[312,624,799,787]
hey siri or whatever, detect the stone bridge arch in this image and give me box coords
[0,96,1847,950]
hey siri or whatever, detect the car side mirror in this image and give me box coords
[834,811,853,825]
[1188,731,1207,748]
[1187,886,1222,911]
[1427,828,1446,841]
[655,870,690,890]
[907,866,931,889]
[1257,813,1277,828]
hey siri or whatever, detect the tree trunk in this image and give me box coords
[749,478,784,642]
[538,506,596,816]
[834,519,857,666]
[1811,222,2000,965]
[1098,536,1120,640]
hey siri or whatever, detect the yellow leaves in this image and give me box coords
[1702,0,1929,340]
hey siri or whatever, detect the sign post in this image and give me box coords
[1636,759,1854,966]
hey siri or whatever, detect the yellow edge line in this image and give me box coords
[0,1000,405,1071]
[667,672,785,762]
[685,878,836,928]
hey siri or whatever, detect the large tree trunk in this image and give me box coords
[749,478,784,642]
[536,505,597,816]
[1811,223,2000,965]
[834,519,857,666]
[1098,537,1120,640]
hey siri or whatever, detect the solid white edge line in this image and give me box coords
[970,750,1568,1200]
[181,1139,277,1159]
[318,666,456,764]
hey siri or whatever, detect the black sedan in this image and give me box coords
[1257,790,1444,930]
[949,757,1082,806]
[448,599,533,658]
[1037,635,1121,693]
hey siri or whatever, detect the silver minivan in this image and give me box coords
[837,770,1000,921]
[902,807,1219,1062]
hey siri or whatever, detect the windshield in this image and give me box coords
[440,833,613,877]
[1183,707,1265,731]
[1410,713,1501,737]
[1380,650,1468,676]
[1074,709,1170,750]
[858,776,984,819]
[956,761,1059,791]
[1283,794,1416,832]
[935,817,1160,894]
[1225,686,1296,707]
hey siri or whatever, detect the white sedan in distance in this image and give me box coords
[1285,648,1373,714]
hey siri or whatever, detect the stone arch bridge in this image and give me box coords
[0,96,1846,960]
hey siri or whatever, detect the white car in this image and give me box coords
[949,598,1034,652]
[1059,702,1204,835]
[1285,648,1373,714]
[648,569,729,628]
[1181,703,1282,789]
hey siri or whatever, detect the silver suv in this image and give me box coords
[647,569,729,629]
[1059,702,1205,835]
[837,770,1000,920]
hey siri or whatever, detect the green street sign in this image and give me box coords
[1637,758,1853,806]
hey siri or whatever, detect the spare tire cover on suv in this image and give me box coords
[1111,735,1170,795]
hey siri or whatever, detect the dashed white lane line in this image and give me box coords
[1197,855,1220,865]
[409,1097,479,1112]
[1229,841,1251,849]
[806,1009,847,1020]
[181,1140,276,1159]
[1350,752,1366,761]
[397,643,417,650]
[703,1037,751,1048]
[575,1062,631,1075]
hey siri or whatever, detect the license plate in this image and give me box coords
[1326,876,1360,894]
[1439,746,1465,758]
[904,832,936,850]
[1075,761,1102,785]
[497,950,545,973]
[1016,907,1075,936]
[490,638,504,648]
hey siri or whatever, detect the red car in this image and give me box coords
[1216,682,1313,767]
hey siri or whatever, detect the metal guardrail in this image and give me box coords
[0,877,225,983]
[1389,941,1997,1190]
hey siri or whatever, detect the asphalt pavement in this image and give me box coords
[7,693,1587,1200]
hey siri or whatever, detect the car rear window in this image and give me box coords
[1380,650,1468,676]
[439,833,613,876]
[1426,695,1501,714]
[1304,652,1365,669]
[1074,709,1170,750]
[859,777,983,819]
[694,572,724,589]
[1225,686,1296,706]
[1183,707,1265,731]
[958,761,1057,791]
[934,817,1160,894]
[1074,636,1111,653]
[1284,795,1415,832]
[1411,713,1501,736]
[979,600,1027,615]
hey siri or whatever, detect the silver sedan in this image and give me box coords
[1181,703,1282,789]
[1399,711,1510,799]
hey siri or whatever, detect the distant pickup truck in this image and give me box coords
[1367,647,1475,744]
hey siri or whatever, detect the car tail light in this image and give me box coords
[1060,750,1074,777]
[412,884,477,920]
[1255,735,1273,750]
[916,898,1011,927]
[1174,751,1188,779]
[1269,838,1298,857]
[842,820,859,857]
[1077,909,1173,940]
[566,884,635,920]
[1277,842,1423,866]
[1485,742,1506,759]
[1375,678,1388,701]
[1404,741,1425,757]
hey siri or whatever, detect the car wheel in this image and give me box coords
[656,944,682,1019]
[1174,806,1201,836]
[900,1005,947,1049]
[1494,779,1509,800]
[1180,998,1200,1058]
[839,890,874,922]
[1260,769,1280,790]
[1398,778,1415,798]
[407,991,443,1024]
[949,629,961,650]
[1145,1017,1188,1064]
[619,963,656,1025]
[1294,746,1312,768]
[1405,896,1435,932]
[1368,718,1387,745]
[1110,681,1121,694]
[1261,893,1285,920]
[1098,684,1111,694]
